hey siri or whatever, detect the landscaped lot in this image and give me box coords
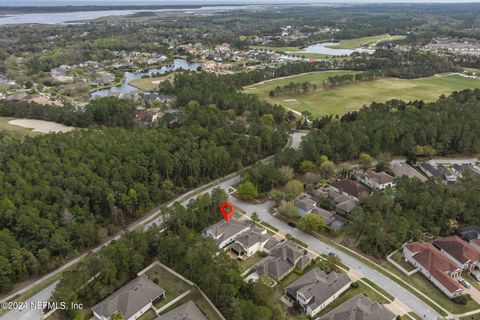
[128,73,175,91]
[145,264,192,309]
[246,72,480,117]
[384,261,480,314]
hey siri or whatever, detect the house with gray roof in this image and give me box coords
[253,241,310,280]
[92,275,165,320]
[391,162,427,182]
[317,294,396,320]
[202,219,250,249]
[420,163,457,184]
[294,195,317,216]
[285,268,351,317]
[156,300,207,320]
[229,228,273,257]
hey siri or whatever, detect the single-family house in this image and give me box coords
[229,228,276,258]
[311,207,347,230]
[390,162,428,182]
[201,219,250,249]
[317,294,396,320]
[433,236,480,271]
[359,171,395,190]
[420,163,457,184]
[452,163,480,180]
[330,179,371,201]
[459,226,480,251]
[309,186,359,214]
[294,196,317,216]
[254,241,310,280]
[156,300,207,320]
[403,242,463,298]
[92,275,165,320]
[285,268,351,317]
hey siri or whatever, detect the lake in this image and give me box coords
[91,59,201,98]
[288,42,374,56]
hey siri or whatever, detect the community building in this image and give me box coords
[433,235,480,271]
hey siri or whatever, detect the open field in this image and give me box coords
[246,72,480,117]
[250,45,333,59]
[7,119,76,134]
[128,73,175,91]
[327,34,406,49]
[0,117,40,138]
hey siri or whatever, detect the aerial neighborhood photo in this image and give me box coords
[2,0,480,320]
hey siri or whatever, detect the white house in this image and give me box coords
[201,219,250,249]
[359,170,395,190]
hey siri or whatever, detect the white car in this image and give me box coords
[459,279,471,288]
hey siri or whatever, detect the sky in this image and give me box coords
[2,0,480,5]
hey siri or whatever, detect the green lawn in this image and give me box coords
[137,309,157,320]
[326,34,406,49]
[382,262,480,314]
[361,278,394,302]
[0,117,40,138]
[238,253,263,272]
[390,250,416,272]
[315,282,389,317]
[246,72,480,117]
[146,265,192,309]
[128,73,174,91]
[250,45,333,59]
[157,287,223,320]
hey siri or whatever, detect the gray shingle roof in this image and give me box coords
[92,276,165,319]
[285,268,351,313]
[202,219,250,247]
[254,256,294,280]
[156,300,207,320]
[235,229,268,250]
[317,294,396,320]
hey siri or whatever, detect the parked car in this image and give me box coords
[328,252,336,257]
[459,279,471,288]
[470,272,480,282]
[287,221,296,228]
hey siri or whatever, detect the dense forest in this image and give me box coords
[298,89,480,162]
[0,97,136,128]
[53,190,314,320]
[0,91,288,294]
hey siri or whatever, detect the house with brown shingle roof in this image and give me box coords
[358,171,395,190]
[403,242,463,298]
[330,179,371,201]
[433,236,480,271]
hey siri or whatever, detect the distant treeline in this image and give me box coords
[323,70,384,88]
[269,81,317,97]
[0,97,136,128]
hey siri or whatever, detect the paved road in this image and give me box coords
[226,196,442,320]
[1,281,59,320]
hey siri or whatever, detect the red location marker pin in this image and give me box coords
[220,201,234,222]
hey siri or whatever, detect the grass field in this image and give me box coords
[128,73,174,91]
[250,45,333,59]
[327,34,406,49]
[0,116,40,138]
[246,71,480,117]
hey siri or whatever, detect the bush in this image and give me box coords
[452,295,468,305]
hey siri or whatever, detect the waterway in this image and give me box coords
[90,59,201,98]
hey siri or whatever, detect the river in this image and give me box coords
[0,5,250,25]
[90,59,201,99]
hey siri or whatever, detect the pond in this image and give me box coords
[91,59,201,99]
[288,42,374,56]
